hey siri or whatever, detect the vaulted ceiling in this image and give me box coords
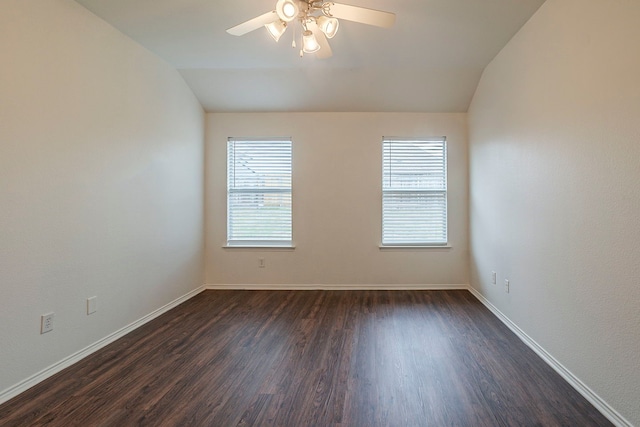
[74,0,546,112]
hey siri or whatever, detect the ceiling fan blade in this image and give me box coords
[226,11,278,36]
[326,3,396,28]
[308,22,333,58]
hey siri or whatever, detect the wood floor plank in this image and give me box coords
[0,290,612,426]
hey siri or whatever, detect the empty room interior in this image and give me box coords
[1,0,639,425]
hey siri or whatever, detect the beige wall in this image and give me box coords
[0,0,204,396]
[206,113,468,286]
[468,0,640,424]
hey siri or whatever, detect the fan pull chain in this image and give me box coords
[291,22,296,48]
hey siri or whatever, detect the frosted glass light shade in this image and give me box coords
[265,20,287,41]
[276,0,299,22]
[302,30,320,53]
[317,16,339,38]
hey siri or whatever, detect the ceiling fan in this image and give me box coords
[226,0,396,58]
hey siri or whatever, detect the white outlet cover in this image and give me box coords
[41,313,54,334]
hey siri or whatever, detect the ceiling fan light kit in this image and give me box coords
[227,0,395,58]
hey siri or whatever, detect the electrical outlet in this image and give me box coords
[87,296,97,315]
[41,313,54,334]
[258,258,265,268]
[505,279,510,293]
[491,271,497,284]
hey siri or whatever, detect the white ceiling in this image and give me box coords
[74,0,546,112]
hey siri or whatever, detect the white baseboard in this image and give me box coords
[205,283,470,291]
[0,285,206,406]
[468,287,632,427]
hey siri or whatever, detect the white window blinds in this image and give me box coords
[382,137,448,246]
[227,138,292,246]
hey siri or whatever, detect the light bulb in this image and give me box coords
[283,3,296,18]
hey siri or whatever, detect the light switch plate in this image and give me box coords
[87,296,97,315]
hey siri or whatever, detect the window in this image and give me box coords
[382,137,447,246]
[227,138,292,247]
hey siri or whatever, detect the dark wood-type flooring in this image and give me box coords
[0,290,612,426]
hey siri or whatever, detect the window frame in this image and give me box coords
[381,136,449,248]
[226,137,294,248]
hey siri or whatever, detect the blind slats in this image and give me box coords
[227,139,292,245]
[382,138,448,245]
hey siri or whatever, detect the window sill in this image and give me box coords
[223,245,296,251]
[379,245,451,250]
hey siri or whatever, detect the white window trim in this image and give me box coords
[226,137,294,248]
[381,136,449,247]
